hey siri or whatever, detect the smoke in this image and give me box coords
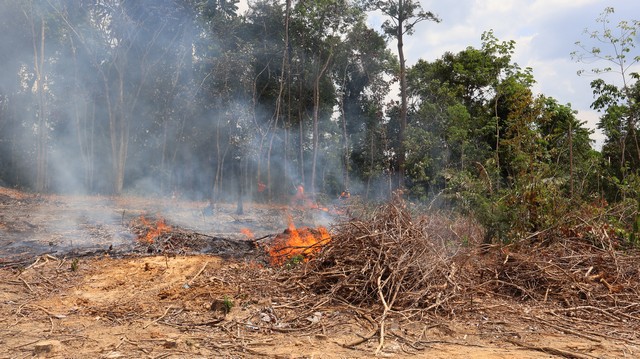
[0,0,391,212]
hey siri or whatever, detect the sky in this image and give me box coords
[368,0,640,149]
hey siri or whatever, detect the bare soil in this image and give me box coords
[0,188,638,358]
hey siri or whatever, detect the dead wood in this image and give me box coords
[506,338,595,359]
[267,194,640,352]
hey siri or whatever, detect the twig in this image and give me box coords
[25,256,41,270]
[19,277,34,293]
[22,304,58,317]
[143,306,173,329]
[375,274,390,355]
[527,316,601,342]
[185,261,209,287]
[342,329,378,348]
[506,338,595,359]
[547,306,620,322]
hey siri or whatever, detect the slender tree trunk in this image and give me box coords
[105,64,128,195]
[213,121,222,204]
[115,68,129,194]
[494,95,501,192]
[266,0,291,201]
[396,0,407,191]
[298,70,305,185]
[339,67,349,190]
[569,121,574,198]
[267,131,275,201]
[252,67,267,196]
[160,48,186,194]
[70,36,94,192]
[366,133,374,198]
[311,53,333,195]
[89,101,95,191]
[298,35,306,186]
[236,154,244,215]
[28,12,48,193]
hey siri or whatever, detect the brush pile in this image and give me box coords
[295,194,477,317]
[282,194,640,345]
[480,236,640,321]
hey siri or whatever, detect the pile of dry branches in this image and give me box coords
[277,195,640,351]
[295,194,475,317]
[481,237,640,321]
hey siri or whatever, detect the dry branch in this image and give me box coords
[280,194,477,351]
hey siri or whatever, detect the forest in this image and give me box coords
[0,0,639,244]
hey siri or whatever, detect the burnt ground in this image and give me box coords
[0,187,639,358]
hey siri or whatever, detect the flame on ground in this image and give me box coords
[266,217,331,265]
[240,228,255,239]
[138,216,171,244]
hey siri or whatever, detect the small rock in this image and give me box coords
[259,312,271,323]
[306,311,322,324]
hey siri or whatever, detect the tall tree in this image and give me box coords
[572,7,640,179]
[361,0,439,189]
[22,1,49,192]
[294,0,358,194]
[333,21,394,192]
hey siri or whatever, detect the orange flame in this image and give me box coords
[267,217,330,265]
[138,216,171,244]
[240,228,255,239]
[308,202,329,212]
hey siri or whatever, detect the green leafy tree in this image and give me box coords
[572,7,640,182]
[361,0,439,190]
[333,20,394,193]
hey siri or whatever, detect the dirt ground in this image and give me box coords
[1,188,639,358]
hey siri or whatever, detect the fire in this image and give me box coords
[138,216,171,244]
[266,217,331,265]
[240,228,254,239]
[308,202,329,212]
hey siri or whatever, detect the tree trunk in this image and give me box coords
[366,133,374,199]
[311,53,333,195]
[211,130,230,207]
[396,0,407,191]
[266,0,291,201]
[114,68,128,195]
[28,13,48,193]
[298,68,305,185]
[70,36,95,192]
[569,120,574,198]
[339,66,349,191]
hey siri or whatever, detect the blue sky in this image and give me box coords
[371,0,640,148]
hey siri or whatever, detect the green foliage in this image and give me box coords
[70,258,79,272]
[285,254,305,269]
[223,295,234,313]
[405,30,599,244]
[573,7,639,195]
[360,0,440,39]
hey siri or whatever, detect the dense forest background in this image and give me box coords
[0,1,638,243]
